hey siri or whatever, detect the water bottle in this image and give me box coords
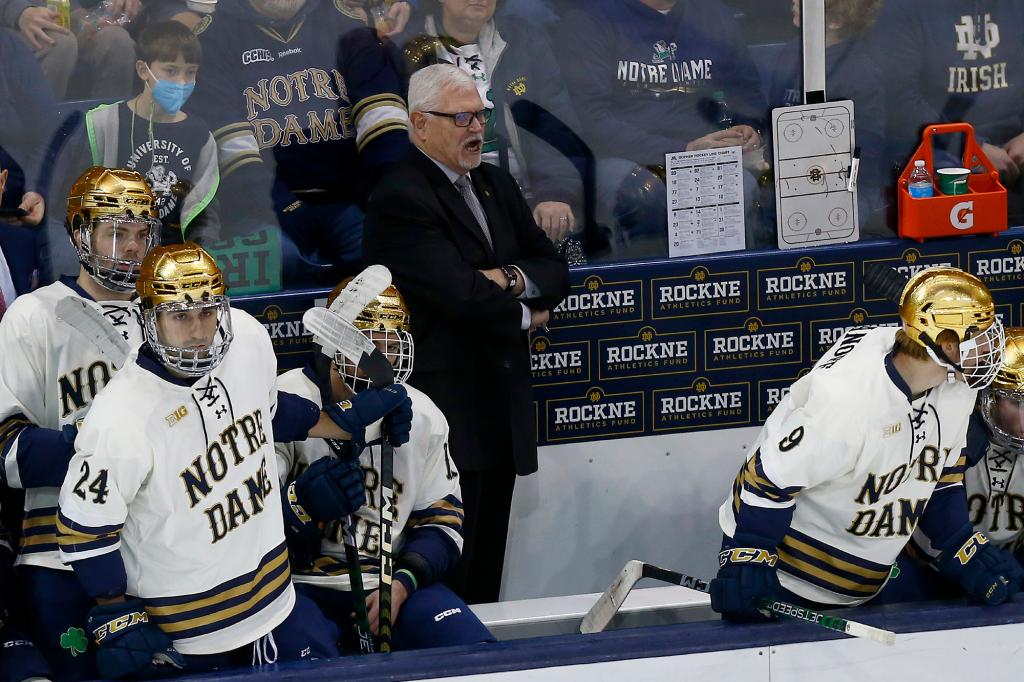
[713,90,733,130]
[908,160,934,198]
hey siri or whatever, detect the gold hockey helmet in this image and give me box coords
[898,266,1003,389]
[326,277,414,392]
[65,166,160,292]
[981,328,1024,451]
[137,243,233,377]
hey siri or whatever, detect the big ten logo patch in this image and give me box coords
[862,250,959,301]
[757,257,854,310]
[552,276,642,327]
[654,377,750,432]
[704,317,802,371]
[757,368,808,422]
[810,308,899,361]
[530,336,590,386]
[651,266,748,319]
[545,387,643,442]
[599,326,696,380]
[970,239,1024,292]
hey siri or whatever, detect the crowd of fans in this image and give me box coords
[2,0,1024,299]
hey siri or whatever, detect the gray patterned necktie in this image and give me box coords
[455,175,493,249]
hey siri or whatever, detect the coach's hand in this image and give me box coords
[709,533,781,622]
[936,526,1024,605]
[324,384,410,453]
[88,599,184,680]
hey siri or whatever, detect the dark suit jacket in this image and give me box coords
[363,149,569,476]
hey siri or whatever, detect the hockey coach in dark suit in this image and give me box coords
[363,64,569,604]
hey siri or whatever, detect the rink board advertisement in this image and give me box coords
[235,230,1024,447]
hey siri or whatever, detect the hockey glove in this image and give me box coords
[324,384,410,453]
[0,625,51,681]
[294,455,366,523]
[87,599,185,680]
[709,532,782,622]
[936,526,1024,605]
[383,394,413,447]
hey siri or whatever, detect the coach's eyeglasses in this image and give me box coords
[425,109,493,127]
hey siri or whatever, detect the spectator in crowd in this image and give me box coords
[2,0,137,99]
[364,64,569,604]
[558,0,769,257]
[0,27,54,226]
[77,20,220,247]
[0,167,42,316]
[871,0,1024,219]
[767,0,889,237]
[189,0,410,286]
[401,0,585,245]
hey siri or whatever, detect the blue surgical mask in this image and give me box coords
[146,65,195,115]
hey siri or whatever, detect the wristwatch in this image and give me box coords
[501,265,518,293]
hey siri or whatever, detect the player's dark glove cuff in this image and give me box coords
[294,456,366,523]
[325,384,410,453]
[383,396,413,447]
[936,525,1023,605]
[88,598,185,680]
[709,532,781,621]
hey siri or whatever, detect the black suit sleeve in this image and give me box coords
[364,180,528,341]
[495,172,570,310]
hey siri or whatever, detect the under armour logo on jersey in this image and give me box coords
[955,14,1000,61]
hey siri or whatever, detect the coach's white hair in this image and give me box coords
[408,64,479,115]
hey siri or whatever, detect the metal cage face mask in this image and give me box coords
[143,297,234,377]
[335,327,414,393]
[981,387,1024,452]
[935,318,1005,390]
[77,216,161,292]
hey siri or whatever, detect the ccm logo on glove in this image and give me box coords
[955,532,989,565]
[719,548,778,568]
[94,611,150,643]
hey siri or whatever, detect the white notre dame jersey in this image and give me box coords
[963,438,1024,554]
[719,327,976,606]
[57,309,294,655]
[275,368,463,591]
[0,278,142,570]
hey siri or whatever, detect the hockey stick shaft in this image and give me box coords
[377,431,396,652]
[582,561,895,645]
[341,516,375,654]
[55,297,131,366]
[323,437,375,654]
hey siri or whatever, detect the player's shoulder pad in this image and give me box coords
[276,367,322,408]
[405,383,449,433]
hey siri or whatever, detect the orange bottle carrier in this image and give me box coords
[897,122,1007,242]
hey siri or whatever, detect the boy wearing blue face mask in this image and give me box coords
[82,20,221,247]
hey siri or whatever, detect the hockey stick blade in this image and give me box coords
[863,262,909,305]
[580,560,645,634]
[302,307,395,388]
[329,265,392,324]
[55,297,131,366]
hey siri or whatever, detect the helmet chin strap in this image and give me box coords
[921,334,963,384]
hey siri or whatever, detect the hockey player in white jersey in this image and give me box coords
[55,244,412,679]
[0,166,159,680]
[711,266,1023,618]
[276,279,494,651]
[882,328,1024,602]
